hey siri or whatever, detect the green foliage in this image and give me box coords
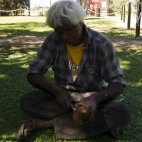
[0,0,30,16]
[111,0,138,13]
[112,0,126,12]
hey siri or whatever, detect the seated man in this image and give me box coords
[17,0,131,141]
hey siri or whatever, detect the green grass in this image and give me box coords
[0,16,142,142]
[0,16,52,37]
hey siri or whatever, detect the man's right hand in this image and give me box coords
[55,89,72,111]
[27,73,72,111]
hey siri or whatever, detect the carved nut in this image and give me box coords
[73,106,86,124]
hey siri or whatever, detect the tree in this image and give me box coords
[0,0,30,16]
[112,0,138,13]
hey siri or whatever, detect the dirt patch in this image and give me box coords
[113,40,142,45]
[0,35,141,47]
[0,36,44,48]
[0,16,141,47]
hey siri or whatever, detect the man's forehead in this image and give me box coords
[55,23,75,31]
[55,17,74,27]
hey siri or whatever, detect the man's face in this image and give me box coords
[54,23,83,46]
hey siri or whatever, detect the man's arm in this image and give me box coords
[27,73,61,95]
[74,82,124,124]
[74,35,125,124]
[27,73,72,111]
[92,82,124,104]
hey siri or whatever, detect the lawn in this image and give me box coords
[0,16,142,142]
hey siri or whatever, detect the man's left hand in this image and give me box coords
[73,95,98,125]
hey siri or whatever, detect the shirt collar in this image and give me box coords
[81,23,91,51]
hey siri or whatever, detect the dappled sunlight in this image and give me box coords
[8,53,26,59]
[0,22,52,37]
[0,16,142,142]
[30,25,53,32]
[84,18,113,26]
[1,133,17,141]
[1,45,37,58]
[0,16,47,24]
[30,27,49,32]
[136,82,142,87]
[0,74,8,79]
[20,64,29,69]
[3,54,32,65]
[84,19,115,32]
[119,60,131,70]
[2,52,35,65]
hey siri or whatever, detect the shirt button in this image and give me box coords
[88,68,94,74]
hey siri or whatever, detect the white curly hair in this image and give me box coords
[46,0,85,28]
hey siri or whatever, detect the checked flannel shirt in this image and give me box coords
[28,24,126,92]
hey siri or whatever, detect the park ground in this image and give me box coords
[0,16,142,142]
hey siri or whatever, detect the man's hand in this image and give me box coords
[73,95,98,125]
[27,74,73,111]
[55,89,72,111]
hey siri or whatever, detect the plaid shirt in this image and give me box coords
[28,24,126,92]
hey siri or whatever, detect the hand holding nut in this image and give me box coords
[73,106,87,125]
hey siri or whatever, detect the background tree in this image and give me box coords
[0,0,30,16]
[111,0,138,14]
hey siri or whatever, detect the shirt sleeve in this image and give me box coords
[100,38,126,86]
[28,37,54,75]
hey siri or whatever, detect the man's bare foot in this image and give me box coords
[17,118,53,141]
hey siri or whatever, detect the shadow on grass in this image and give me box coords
[0,29,142,141]
[115,44,142,141]
[0,22,53,37]
[0,43,55,141]
[0,20,139,41]
[101,28,137,40]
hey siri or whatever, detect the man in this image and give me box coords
[17,0,131,141]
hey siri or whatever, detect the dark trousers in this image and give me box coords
[20,90,131,140]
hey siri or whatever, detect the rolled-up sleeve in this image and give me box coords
[28,37,53,75]
[100,39,126,86]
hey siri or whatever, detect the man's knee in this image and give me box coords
[107,102,132,125]
[101,101,132,126]
[118,103,132,124]
[20,90,48,112]
[20,94,30,112]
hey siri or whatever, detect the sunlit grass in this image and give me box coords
[0,16,142,142]
[0,16,47,23]
[0,16,52,37]
[0,74,8,79]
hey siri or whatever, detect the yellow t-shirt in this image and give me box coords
[66,43,84,80]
